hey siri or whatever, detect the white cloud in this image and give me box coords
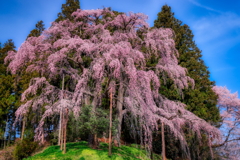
[188,1,240,49]
[188,0,222,13]
[192,12,240,46]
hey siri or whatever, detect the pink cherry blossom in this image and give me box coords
[6,9,220,156]
[213,86,240,159]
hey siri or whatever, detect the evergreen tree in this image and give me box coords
[154,5,220,123]
[153,5,221,159]
[0,39,17,148]
[27,20,45,38]
[55,0,80,22]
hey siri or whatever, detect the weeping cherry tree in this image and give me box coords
[5,8,220,157]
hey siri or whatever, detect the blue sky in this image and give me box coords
[1,0,239,94]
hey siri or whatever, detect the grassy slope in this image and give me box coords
[24,141,161,160]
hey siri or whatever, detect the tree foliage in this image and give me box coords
[154,5,220,123]
[78,105,109,142]
[13,139,39,160]
[213,86,240,159]
[0,39,17,148]
[27,20,45,39]
[152,5,221,159]
[19,19,45,141]
[55,0,80,22]
[5,8,221,158]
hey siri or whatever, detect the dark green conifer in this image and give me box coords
[0,40,17,148]
[153,5,221,159]
[154,5,220,123]
[55,0,80,22]
[27,20,45,38]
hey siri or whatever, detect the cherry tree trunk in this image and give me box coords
[89,91,99,148]
[161,122,166,160]
[60,110,64,150]
[116,83,124,147]
[63,108,69,154]
[84,94,91,106]
[58,108,62,145]
[109,87,113,156]
[21,116,26,141]
[59,75,64,147]
[41,131,44,144]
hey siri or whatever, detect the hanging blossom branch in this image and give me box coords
[5,8,220,156]
[14,77,74,141]
[212,86,240,160]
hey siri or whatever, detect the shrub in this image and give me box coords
[0,146,14,160]
[13,139,38,160]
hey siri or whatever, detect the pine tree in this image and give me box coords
[27,20,45,38]
[55,0,80,22]
[154,5,220,123]
[0,39,17,148]
[153,5,221,159]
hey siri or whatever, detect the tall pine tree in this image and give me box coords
[154,5,220,123]
[55,0,80,22]
[0,39,18,148]
[27,20,45,38]
[153,5,221,159]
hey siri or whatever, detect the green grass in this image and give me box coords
[24,141,161,160]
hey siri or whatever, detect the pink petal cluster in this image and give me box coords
[213,86,240,159]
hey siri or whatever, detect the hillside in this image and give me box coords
[24,141,161,160]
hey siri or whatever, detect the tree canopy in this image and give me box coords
[154,5,220,123]
[0,39,17,148]
[212,86,240,159]
[2,2,238,159]
[27,20,45,39]
[55,0,80,22]
[5,9,220,157]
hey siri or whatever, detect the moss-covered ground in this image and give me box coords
[24,141,161,160]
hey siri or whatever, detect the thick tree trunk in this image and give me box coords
[161,122,166,160]
[84,86,91,105]
[88,134,93,146]
[93,134,98,149]
[108,87,113,156]
[116,83,124,147]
